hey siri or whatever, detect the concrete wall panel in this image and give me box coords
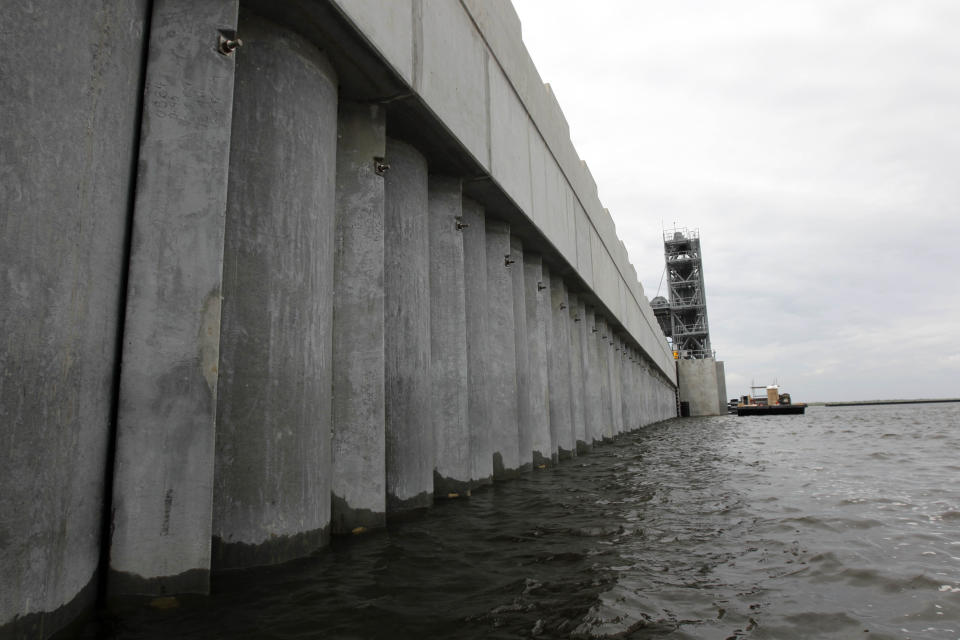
[574,204,595,288]
[589,231,620,315]
[546,159,575,260]
[527,128,551,236]
[418,0,489,168]
[489,62,533,214]
[330,0,414,84]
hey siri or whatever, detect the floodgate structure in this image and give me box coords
[1,1,683,637]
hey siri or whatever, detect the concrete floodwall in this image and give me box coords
[2,1,681,635]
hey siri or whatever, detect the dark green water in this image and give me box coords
[88,403,960,639]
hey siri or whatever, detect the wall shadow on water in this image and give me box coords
[77,433,657,640]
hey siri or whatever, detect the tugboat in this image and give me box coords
[736,385,806,416]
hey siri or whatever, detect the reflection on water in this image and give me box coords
[88,403,960,639]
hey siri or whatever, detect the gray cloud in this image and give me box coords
[513,0,960,401]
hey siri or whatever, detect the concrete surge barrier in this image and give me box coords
[0,1,679,637]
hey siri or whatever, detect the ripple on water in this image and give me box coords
[80,403,960,639]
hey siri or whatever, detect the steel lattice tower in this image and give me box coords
[662,228,712,357]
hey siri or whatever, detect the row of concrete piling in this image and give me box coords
[194,23,677,576]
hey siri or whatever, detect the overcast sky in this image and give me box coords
[511,0,960,402]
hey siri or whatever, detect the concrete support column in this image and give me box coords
[583,307,604,445]
[330,101,386,535]
[212,18,337,569]
[429,176,470,497]
[540,266,558,461]
[568,293,588,453]
[627,349,635,428]
[621,345,635,432]
[522,254,552,468]
[548,274,575,458]
[647,363,660,424]
[0,2,149,632]
[637,359,646,427]
[637,361,645,428]
[461,199,493,488]
[596,317,613,440]
[641,360,652,427]
[510,237,533,472]
[610,334,623,435]
[109,0,238,597]
[384,138,432,512]
[632,350,642,429]
[574,299,594,450]
[485,220,521,478]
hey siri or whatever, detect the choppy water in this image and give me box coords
[91,403,960,639]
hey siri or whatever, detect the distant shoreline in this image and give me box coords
[813,398,960,407]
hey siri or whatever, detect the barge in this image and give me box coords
[736,385,806,416]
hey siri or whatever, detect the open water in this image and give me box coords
[91,403,960,639]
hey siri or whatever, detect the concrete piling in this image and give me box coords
[621,344,635,432]
[461,198,494,488]
[596,316,614,440]
[330,101,387,534]
[510,237,534,472]
[583,307,604,444]
[384,138,433,512]
[523,254,553,468]
[611,336,624,435]
[429,176,471,497]
[485,220,521,478]
[609,333,623,435]
[212,18,338,568]
[540,267,558,461]
[108,0,239,597]
[568,293,589,453]
[548,274,575,458]
[0,1,150,632]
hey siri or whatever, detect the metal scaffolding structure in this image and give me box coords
[662,227,713,358]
